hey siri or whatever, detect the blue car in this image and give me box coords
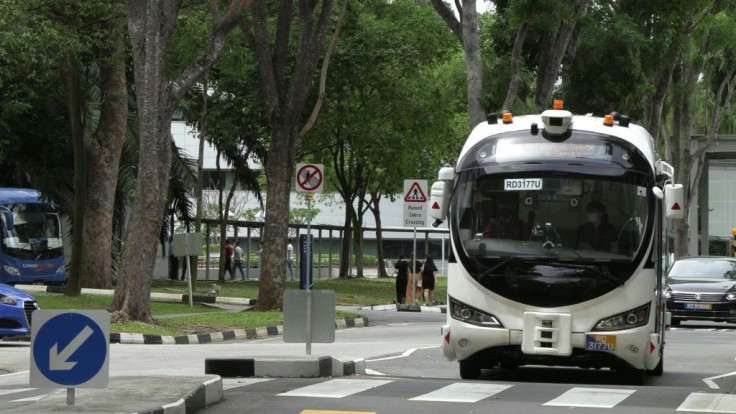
[0,283,39,339]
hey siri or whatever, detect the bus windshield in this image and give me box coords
[452,172,651,263]
[1,203,64,260]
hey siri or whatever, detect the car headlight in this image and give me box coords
[449,297,503,327]
[3,265,19,276]
[0,294,18,306]
[592,303,650,331]
[55,266,66,274]
[727,293,736,301]
[664,286,672,299]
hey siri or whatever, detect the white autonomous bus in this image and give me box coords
[429,101,684,383]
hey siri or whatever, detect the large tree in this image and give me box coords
[239,0,341,310]
[111,0,248,322]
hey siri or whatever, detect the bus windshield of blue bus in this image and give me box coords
[1,203,63,260]
[452,172,650,262]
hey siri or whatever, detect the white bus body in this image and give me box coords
[430,105,683,383]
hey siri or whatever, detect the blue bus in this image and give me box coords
[0,188,66,285]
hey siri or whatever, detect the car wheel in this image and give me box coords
[459,360,481,379]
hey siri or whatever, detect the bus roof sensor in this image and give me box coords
[541,109,573,136]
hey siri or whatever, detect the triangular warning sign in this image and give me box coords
[671,202,681,211]
[404,182,427,202]
[431,202,440,209]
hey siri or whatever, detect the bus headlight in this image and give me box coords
[3,265,19,276]
[592,304,650,331]
[449,297,503,327]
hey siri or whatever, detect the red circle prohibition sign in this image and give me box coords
[297,164,323,191]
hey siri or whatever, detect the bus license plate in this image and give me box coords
[585,334,616,351]
[684,303,712,310]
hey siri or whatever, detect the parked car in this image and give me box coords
[665,256,736,326]
[0,283,39,339]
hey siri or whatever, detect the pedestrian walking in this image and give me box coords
[233,241,245,280]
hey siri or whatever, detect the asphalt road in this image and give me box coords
[1,309,735,413]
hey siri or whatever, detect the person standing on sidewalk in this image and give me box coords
[394,255,409,304]
[421,255,438,305]
[233,241,245,280]
[286,239,294,281]
[224,240,234,280]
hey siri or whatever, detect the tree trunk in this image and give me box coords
[502,22,528,111]
[461,0,485,128]
[370,194,388,278]
[82,21,127,289]
[340,206,354,278]
[534,0,586,111]
[256,125,295,310]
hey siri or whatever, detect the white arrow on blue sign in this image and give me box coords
[30,310,110,388]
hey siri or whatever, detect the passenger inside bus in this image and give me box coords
[483,199,528,240]
[576,200,618,253]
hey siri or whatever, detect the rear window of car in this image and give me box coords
[669,259,736,279]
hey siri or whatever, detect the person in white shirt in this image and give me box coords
[233,241,245,280]
[287,239,294,281]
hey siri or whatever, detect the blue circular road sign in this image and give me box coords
[32,312,108,386]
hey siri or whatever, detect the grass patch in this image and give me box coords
[27,276,445,337]
[150,276,447,306]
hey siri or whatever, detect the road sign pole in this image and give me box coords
[306,193,313,355]
[67,388,74,405]
[412,227,417,304]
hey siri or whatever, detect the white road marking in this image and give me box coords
[410,382,512,403]
[543,387,635,408]
[365,368,386,376]
[278,378,393,398]
[677,392,736,412]
[222,378,274,390]
[0,388,34,396]
[366,346,438,362]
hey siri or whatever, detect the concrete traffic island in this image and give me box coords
[27,375,222,414]
[205,355,366,378]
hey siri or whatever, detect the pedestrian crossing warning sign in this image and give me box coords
[404,181,427,202]
[403,180,428,227]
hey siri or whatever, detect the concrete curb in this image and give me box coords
[204,356,366,378]
[359,303,447,313]
[17,284,370,345]
[109,317,369,345]
[140,375,223,414]
[16,284,257,306]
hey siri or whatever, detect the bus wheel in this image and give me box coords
[459,360,481,379]
[671,318,681,327]
[646,357,663,376]
[500,361,519,370]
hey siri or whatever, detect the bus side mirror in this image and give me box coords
[0,207,13,231]
[665,184,684,220]
[430,181,450,221]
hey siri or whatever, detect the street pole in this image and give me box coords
[306,192,313,355]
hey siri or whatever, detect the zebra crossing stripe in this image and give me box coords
[410,383,512,403]
[279,379,393,398]
[543,387,635,408]
[677,392,736,412]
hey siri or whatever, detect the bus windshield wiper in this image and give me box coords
[477,256,520,280]
[541,261,624,287]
